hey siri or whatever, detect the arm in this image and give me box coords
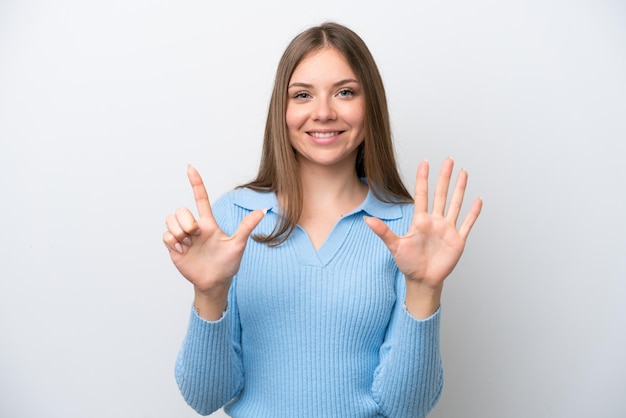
[164,167,263,413]
[371,272,443,418]
[365,158,482,416]
[175,289,244,415]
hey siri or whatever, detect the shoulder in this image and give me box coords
[359,190,414,236]
[362,189,413,221]
[358,178,412,221]
[214,187,278,212]
[212,188,278,234]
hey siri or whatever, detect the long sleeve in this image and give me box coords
[367,196,444,418]
[174,195,244,415]
[371,272,444,418]
[173,187,447,417]
[174,301,244,415]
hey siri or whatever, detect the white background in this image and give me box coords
[1,1,625,417]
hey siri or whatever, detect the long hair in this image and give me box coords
[242,22,411,246]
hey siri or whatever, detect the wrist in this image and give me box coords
[404,281,443,320]
[193,283,230,321]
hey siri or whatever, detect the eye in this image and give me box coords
[293,91,311,100]
[337,88,354,98]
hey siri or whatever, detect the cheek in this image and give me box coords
[356,111,365,128]
[350,109,365,133]
[285,106,305,131]
[344,101,365,129]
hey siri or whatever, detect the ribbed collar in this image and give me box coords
[232,183,404,221]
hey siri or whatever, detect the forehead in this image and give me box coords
[289,47,357,82]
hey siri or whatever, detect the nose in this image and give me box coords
[312,97,337,121]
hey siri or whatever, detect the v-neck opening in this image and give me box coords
[295,213,359,267]
[230,184,405,268]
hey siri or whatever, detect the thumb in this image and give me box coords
[233,208,267,241]
[363,216,399,252]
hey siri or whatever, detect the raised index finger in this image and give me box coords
[187,165,214,220]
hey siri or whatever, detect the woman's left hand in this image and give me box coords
[364,158,482,293]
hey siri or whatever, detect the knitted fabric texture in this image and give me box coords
[175,187,443,417]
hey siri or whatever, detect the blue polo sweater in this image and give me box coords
[175,187,443,417]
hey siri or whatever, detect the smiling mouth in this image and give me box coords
[308,131,342,138]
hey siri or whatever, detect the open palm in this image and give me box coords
[365,158,482,290]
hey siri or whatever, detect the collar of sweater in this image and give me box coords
[231,183,404,221]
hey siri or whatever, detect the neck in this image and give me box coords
[296,157,368,217]
[287,156,368,250]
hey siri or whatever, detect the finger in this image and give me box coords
[174,207,200,237]
[414,160,429,215]
[459,197,483,239]
[187,165,214,220]
[363,216,400,253]
[163,230,184,254]
[431,157,454,216]
[166,213,194,246]
[165,213,185,240]
[446,169,468,225]
[232,209,267,242]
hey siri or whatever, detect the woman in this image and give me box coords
[164,22,482,417]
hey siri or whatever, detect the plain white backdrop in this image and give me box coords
[1,1,624,417]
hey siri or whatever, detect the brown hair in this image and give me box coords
[242,22,411,245]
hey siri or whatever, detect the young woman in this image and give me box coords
[164,22,482,417]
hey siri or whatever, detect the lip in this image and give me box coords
[307,130,344,145]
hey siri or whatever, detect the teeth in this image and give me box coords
[310,132,339,138]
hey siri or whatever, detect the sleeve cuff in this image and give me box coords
[191,303,229,324]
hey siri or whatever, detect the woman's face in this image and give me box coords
[286,47,365,171]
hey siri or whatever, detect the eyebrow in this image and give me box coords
[287,78,359,90]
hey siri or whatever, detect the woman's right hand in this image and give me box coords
[163,165,265,318]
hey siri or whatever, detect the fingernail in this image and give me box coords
[182,237,192,246]
[262,208,268,215]
[174,243,183,253]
